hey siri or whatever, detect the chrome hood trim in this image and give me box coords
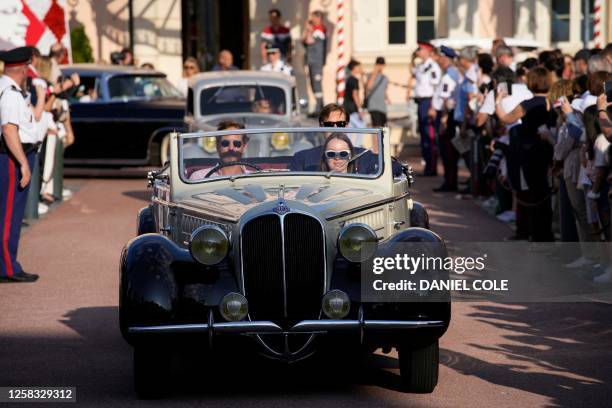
[178,183,387,223]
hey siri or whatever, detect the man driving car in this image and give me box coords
[189,121,251,179]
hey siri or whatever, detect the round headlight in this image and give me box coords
[189,225,229,265]
[337,224,378,263]
[271,132,291,150]
[201,136,217,153]
[219,292,248,321]
[322,290,350,319]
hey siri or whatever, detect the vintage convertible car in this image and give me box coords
[60,64,186,166]
[120,127,450,397]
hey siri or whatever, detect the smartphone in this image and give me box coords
[496,82,508,95]
[605,80,612,102]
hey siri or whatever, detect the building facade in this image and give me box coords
[68,0,611,107]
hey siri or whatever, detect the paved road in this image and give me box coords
[1,172,611,407]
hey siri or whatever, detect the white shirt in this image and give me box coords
[479,83,533,118]
[432,71,459,111]
[413,58,441,98]
[260,60,293,76]
[0,75,37,144]
[594,134,610,168]
[35,110,54,143]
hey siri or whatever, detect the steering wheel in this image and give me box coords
[204,161,263,178]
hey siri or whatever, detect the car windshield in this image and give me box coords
[200,85,286,115]
[180,128,384,182]
[108,75,182,100]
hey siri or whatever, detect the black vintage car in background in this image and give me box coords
[60,64,186,167]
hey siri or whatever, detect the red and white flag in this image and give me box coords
[0,0,71,61]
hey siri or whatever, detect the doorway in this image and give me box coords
[181,0,250,70]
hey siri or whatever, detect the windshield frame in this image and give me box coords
[178,127,386,185]
[197,83,288,116]
[107,74,182,101]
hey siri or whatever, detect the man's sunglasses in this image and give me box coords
[321,121,347,128]
[219,140,243,148]
[325,150,351,160]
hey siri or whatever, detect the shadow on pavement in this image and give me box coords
[121,190,152,202]
[442,302,612,408]
[0,306,415,406]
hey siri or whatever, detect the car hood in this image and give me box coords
[177,182,387,223]
[195,114,294,130]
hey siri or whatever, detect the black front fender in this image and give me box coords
[119,234,191,343]
[136,205,156,235]
[410,201,430,229]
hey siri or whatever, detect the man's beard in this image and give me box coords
[219,151,241,163]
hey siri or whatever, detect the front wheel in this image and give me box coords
[133,345,171,399]
[398,340,439,393]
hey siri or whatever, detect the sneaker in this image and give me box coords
[38,203,49,215]
[482,197,497,208]
[593,266,612,283]
[565,256,595,269]
[62,188,73,200]
[496,211,516,223]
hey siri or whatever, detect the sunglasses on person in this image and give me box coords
[321,121,347,128]
[325,150,351,160]
[219,140,243,148]
[183,65,196,70]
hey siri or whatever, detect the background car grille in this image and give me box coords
[241,213,325,327]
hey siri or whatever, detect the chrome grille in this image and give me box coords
[241,212,325,327]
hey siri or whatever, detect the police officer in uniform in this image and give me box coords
[0,47,39,283]
[431,46,462,192]
[412,42,441,176]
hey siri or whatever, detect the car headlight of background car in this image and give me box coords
[337,224,378,263]
[201,136,217,153]
[270,132,292,151]
[189,225,229,265]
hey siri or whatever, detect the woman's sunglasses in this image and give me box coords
[219,140,243,148]
[184,65,196,70]
[321,121,347,128]
[325,150,351,160]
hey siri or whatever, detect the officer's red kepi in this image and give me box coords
[0,46,32,67]
[417,41,434,51]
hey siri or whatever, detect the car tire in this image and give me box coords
[133,345,171,399]
[398,340,439,393]
[160,134,170,166]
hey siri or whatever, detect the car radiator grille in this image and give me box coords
[241,213,325,327]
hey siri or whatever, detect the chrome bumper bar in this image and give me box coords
[128,319,445,335]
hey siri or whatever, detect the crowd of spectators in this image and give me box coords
[415,39,612,281]
[23,43,77,216]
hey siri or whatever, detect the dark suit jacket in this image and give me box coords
[289,146,402,175]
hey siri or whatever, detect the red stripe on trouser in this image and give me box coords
[427,120,437,170]
[1,158,16,277]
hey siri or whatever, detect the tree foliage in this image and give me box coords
[70,26,93,63]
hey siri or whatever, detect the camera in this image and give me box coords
[111,51,126,65]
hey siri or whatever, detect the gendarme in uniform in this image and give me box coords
[413,42,442,176]
[0,46,39,283]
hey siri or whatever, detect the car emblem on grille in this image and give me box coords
[273,200,290,215]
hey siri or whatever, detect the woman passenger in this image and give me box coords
[320,133,355,173]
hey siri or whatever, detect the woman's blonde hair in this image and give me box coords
[548,79,573,104]
[36,56,53,82]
